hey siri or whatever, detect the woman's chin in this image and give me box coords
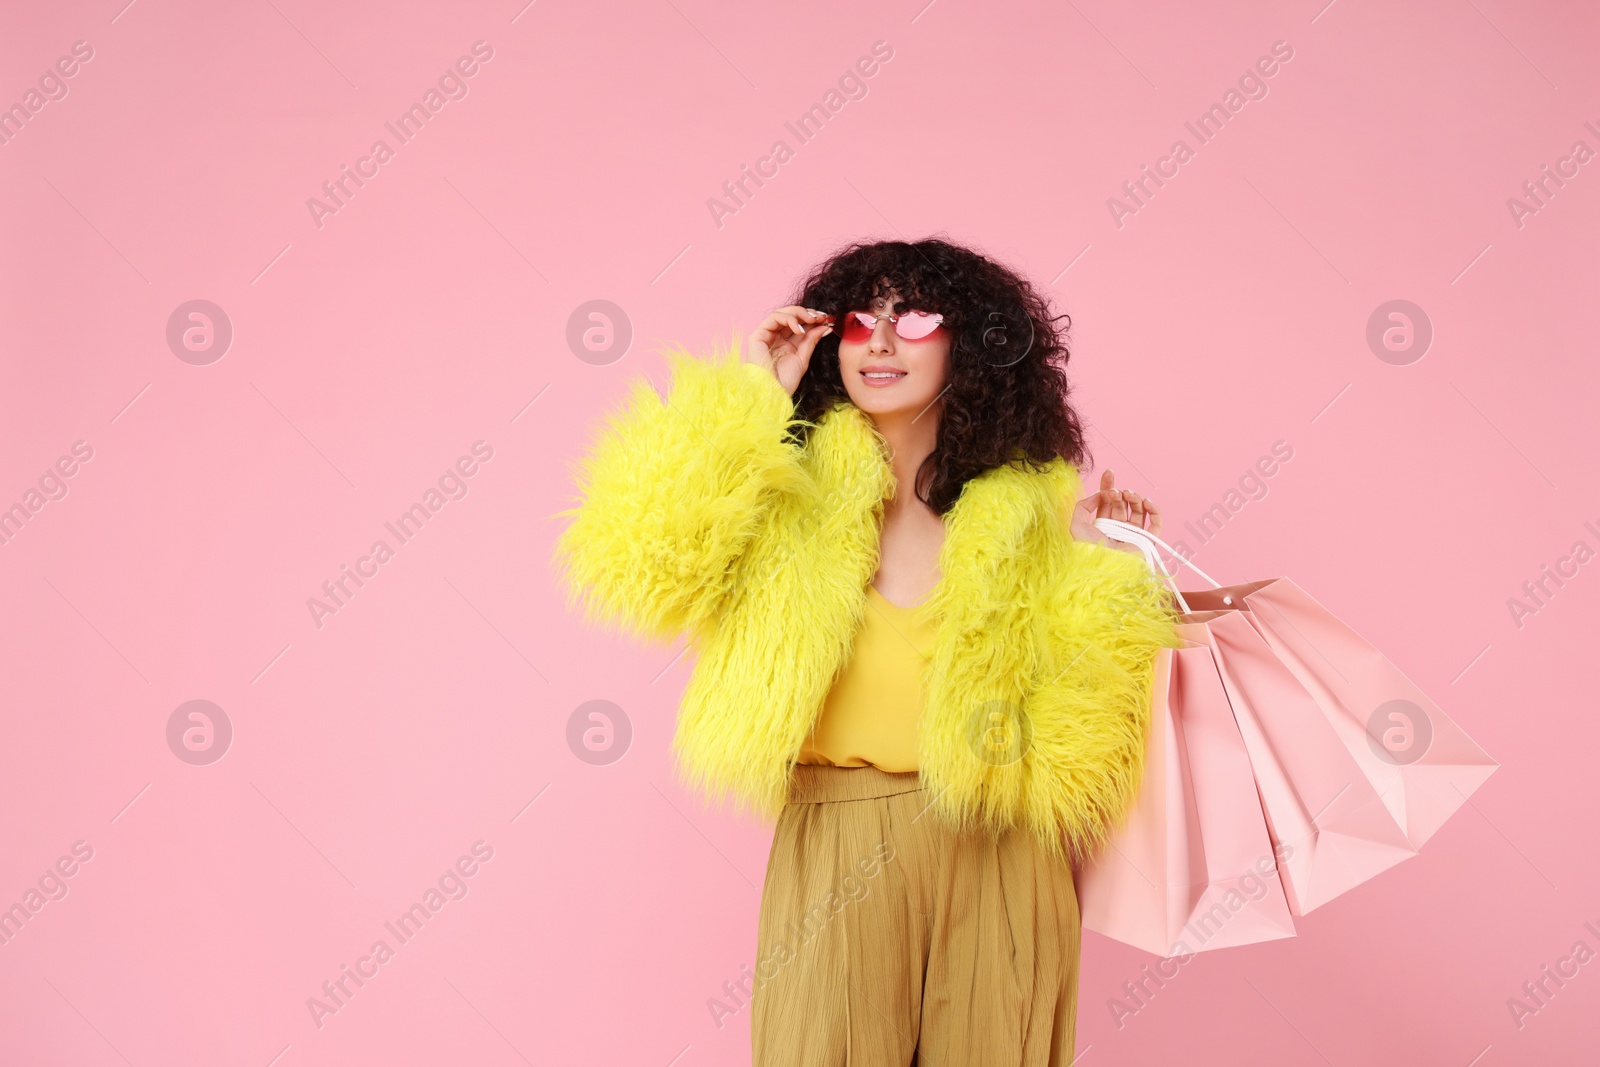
[844,389,894,414]
[850,396,931,424]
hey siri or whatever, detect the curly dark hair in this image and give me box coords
[785,236,1091,515]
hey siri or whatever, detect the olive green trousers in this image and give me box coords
[751,764,1083,1066]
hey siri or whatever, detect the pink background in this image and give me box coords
[2,0,1596,1063]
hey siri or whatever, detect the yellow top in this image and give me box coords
[796,583,938,772]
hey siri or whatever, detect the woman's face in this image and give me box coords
[835,288,951,421]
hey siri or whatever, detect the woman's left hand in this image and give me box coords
[1069,469,1161,554]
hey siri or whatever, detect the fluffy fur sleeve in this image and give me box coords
[1039,532,1186,866]
[550,338,811,646]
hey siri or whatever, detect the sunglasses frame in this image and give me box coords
[838,308,947,342]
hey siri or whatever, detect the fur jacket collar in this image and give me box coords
[553,343,1181,862]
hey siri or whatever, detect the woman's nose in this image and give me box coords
[869,321,895,354]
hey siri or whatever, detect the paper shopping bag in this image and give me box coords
[1089,518,1497,921]
[1212,578,1499,849]
[1199,601,1419,914]
[1076,632,1298,956]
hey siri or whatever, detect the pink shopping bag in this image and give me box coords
[1207,577,1499,850]
[1075,633,1298,957]
[1087,518,1497,923]
[1200,600,1418,915]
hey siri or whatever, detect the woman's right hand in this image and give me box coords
[744,305,833,396]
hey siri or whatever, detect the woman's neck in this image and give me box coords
[870,406,941,514]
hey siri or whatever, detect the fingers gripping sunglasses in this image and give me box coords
[837,309,946,343]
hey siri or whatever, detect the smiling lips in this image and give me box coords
[860,365,907,387]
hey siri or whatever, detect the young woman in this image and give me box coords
[552,238,1181,1065]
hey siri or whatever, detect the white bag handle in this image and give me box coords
[1092,517,1233,616]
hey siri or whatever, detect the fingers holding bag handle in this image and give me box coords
[1092,517,1236,617]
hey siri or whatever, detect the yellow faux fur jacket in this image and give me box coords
[551,339,1183,863]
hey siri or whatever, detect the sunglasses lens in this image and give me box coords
[837,310,944,342]
[895,311,943,340]
[840,311,876,343]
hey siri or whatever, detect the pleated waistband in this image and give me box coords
[787,762,926,804]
